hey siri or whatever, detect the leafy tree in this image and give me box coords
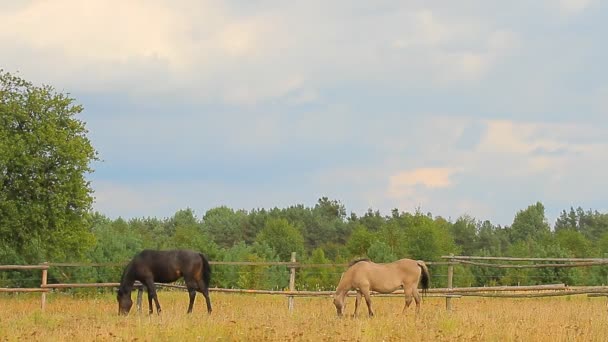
[299,248,336,290]
[366,240,397,263]
[555,207,608,241]
[358,209,385,232]
[128,216,165,249]
[0,70,97,263]
[451,215,478,255]
[309,197,348,247]
[555,229,593,258]
[509,202,551,243]
[255,218,305,260]
[403,212,457,261]
[202,206,248,248]
[377,219,407,257]
[346,223,375,257]
[475,220,510,255]
[215,242,251,288]
[86,216,143,283]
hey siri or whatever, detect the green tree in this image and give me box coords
[255,218,305,260]
[202,206,249,248]
[555,229,592,258]
[451,215,478,255]
[366,240,397,263]
[403,213,457,261]
[358,209,385,232]
[0,70,97,263]
[555,207,608,241]
[509,202,551,243]
[475,220,510,255]
[299,248,335,290]
[346,223,374,257]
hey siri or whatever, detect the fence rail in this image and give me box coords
[2,254,608,312]
[442,255,608,262]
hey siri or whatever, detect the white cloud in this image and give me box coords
[0,1,524,102]
[390,167,457,189]
[557,0,594,14]
[4,2,608,226]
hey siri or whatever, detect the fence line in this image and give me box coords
[46,261,451,268]
[442,255,608,262]
[3,254,608,312]
[0,265,49,270]
[454,259,608,268]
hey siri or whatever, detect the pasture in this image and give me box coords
[1,292,607,341]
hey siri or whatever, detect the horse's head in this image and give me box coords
[117,289,133,315]
[333,293,345,317]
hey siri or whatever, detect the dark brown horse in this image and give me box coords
[117,249,212,315]
[333,258,430,317]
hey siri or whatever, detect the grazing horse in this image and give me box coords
[117,249,212,315]
[333,258,430,317]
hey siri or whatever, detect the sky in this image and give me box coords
[1,0,607,226]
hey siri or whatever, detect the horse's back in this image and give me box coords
[131,249,202,283]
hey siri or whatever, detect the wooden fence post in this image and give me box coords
[446,254,454,311]
[288,252,296,312]
[40,262,48,311]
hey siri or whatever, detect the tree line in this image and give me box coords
[2,70,608,291]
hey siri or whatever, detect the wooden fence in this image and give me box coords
[2,254,608,312]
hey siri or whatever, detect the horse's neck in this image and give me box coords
[335,275,351,296]
[120,277,135,292]
[119,265,136,293]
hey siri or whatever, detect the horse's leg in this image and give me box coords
[361,288,374,317]
[413,288,422,316]
[185,278,199,314]
[187,287,196,314]
[402,286,414,314]
[196,279,212,314]
[145,280,161,314]
[353,291,362,317]
[145,284,154,315]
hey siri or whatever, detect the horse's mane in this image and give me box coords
[348,258,371,267]
[118,260,135,294]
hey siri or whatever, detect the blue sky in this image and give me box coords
[2,0,607,226]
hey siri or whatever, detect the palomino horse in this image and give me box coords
[117,249,212,315]
[333,258,430,317]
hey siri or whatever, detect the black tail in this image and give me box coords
[199,253,211,287]
[417,261,430,296]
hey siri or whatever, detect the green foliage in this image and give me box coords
[346,224,375,257]
[402,212,458,261]
[555,207,608,241]
[298,248,337,290]
[255,218,305,260]
[366,240,397,263]
[451,215,478,255]
[0,70,97,263]
[202,206,249,248]
[555,229,593,258]
[509,202,551,243]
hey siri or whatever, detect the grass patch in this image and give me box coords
[0,293,607,341]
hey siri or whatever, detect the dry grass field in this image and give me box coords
[1,292,607,341]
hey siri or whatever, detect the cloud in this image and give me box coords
[0,1,524,104]
[557,0,594,14]
[388,167,459,200]
[4,2,608,226]
[390,168,457,189]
